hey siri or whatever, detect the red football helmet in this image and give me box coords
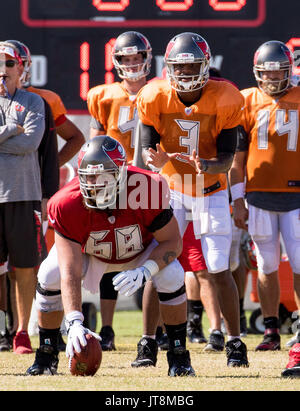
[164,32,211,92]
[78,136,127,210]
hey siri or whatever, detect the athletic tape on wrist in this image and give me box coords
[142,260,160,277]
[66,310,84,325]
[231,182,245,201]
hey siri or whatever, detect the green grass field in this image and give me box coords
[0,310,300,392]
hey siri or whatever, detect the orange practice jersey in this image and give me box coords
[137,79,244,197]
[27,86,67,127]
[241,87,300,193]
[87,82,140,162]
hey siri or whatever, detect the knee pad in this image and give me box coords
[158,284,186,306]
[35,282,63,313]
[152,259,184,294]
[255,249,279,274]
[100,272,119,299]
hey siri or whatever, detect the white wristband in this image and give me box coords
[142,259,160,277]
[230,182,245,201]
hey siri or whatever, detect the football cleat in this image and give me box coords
[155,326,169,351]
[26,345,59,375]
[167,347,196,377]
[13,330,33,354]
[225,338,249,367]
[286,330,300,348]
[99,325,116,351]
[187,314,207,343]
[255,329,280,351]
[282,343,300,378]
[131,337,158,367]
[203,329,224,352]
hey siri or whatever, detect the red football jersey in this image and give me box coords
[47,167,170,264]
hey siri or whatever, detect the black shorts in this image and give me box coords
[0,201,47,268]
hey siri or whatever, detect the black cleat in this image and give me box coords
[156,327,169,351]
[225,338,249,367]
[203,329,224,352]
[26,345,59,375]
[99,325,116,351]
[187,314,207,343]
[0,331,13,351]
[131,337,158,367]
[167,347,196,377]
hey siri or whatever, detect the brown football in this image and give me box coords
[69,334,102,376]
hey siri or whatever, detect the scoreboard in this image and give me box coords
[2,0,300,112]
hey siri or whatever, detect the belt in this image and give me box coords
[203,181,221,195]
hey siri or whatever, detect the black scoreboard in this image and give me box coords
[2,0,300,112]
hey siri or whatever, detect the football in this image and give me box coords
[69,334,102,376]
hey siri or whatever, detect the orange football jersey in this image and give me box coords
[241,87,300,192]
[27,86,67,127]
[87,82,141,162]
[137,79,244,197]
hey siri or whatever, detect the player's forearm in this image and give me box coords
[148,238,182,271]
[200,152,234,174]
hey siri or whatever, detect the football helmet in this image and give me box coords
[78,136,127,210]
[164,32,211,92]
[253,40,294,95]
[112,31,152,81]
[6,40,32,87]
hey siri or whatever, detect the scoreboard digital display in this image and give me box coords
[0,0,298,112]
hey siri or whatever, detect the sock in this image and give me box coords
[187,300,203,321]
[39,327,60,351]
[263,317,279,331]
[228,336,241,341]
[239,298,245,317]
[165,322,187,351]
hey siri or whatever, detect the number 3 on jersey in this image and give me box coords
[257,109,299,151]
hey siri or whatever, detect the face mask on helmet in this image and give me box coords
[78,136,127,210]
[164,32,211,93]
[112,31,152,82]
[253,40,293,96]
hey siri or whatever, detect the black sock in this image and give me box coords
[187,300,203,321]
[0,310,6,335]
[165,322,187,351]
[239,298,245,317]
[39,327,60,351]
[263,317,279,331]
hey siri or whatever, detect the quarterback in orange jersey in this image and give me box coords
[229,40,300,361]
[137,32,249,367]
[26,136,195,377]
[87,31,152,163]
[7,40,85,167]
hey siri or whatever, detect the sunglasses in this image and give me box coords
[0,59,18,68]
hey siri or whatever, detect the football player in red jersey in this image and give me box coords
[229,41,300,360]
[88,31,169,353]
[26,135,195,377]
[137,32,249,367]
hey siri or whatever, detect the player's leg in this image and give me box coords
[99,272,119,351]
[201,190,248,366]
[248,206,281,351]
[26,244,65,375]
[131,280,160,367]
[153,259,195,376]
